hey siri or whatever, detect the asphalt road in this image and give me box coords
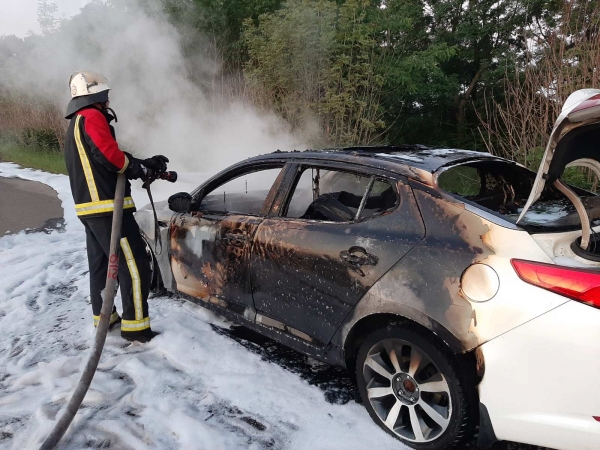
[0,177,63,235]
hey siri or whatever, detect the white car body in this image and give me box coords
[461,221,600,449]
[479,299,600,450]
[464,89,600,449]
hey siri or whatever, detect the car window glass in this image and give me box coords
[437,160,600,230]
[199,167,282,215]
[438,166,481,196]
[286,167,371,222]
[359,179,397,219]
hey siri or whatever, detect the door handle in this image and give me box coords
[340,246,379,272]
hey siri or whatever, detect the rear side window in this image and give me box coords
[437,161,600,231]
[437,166,480,196]
[285,167,397,222]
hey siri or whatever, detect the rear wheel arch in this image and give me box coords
[343,312,465,369]
[343,313,406,371]
[343,313,481,385]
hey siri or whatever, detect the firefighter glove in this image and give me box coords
[142,155,169,174]
[124,153,148,181]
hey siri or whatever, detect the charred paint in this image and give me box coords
[251,181,424,344]
[135,148,514,367]
[340,187,495,353]
[170,212,261,309]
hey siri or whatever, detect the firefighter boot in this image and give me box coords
[121,329,160,343]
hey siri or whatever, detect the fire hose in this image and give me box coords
[39,169,177,449]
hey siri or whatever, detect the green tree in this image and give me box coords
[244,0,386,145]
[37,0,60,34]
[321,0,385,144]
[162,0,284,71]
[375,0,561,148]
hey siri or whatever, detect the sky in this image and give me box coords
[0,0,90,37]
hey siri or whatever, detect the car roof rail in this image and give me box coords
[333,144,432,153]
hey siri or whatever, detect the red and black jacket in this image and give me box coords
[64,107,136,218]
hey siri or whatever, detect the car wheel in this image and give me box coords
[356,323,477,450]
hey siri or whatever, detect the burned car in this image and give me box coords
[136,91,600,450]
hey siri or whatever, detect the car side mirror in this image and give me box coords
[168,192,192,213]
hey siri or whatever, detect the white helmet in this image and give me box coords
[69,71,110,98]
[65,71,111,119]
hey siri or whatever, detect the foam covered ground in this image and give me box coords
[0,163,404,450]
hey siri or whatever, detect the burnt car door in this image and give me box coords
[250,162,425,345]
[170,163,286,312]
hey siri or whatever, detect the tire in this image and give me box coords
[355,322,477,450]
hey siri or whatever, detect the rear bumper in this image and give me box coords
[478,300,600,450]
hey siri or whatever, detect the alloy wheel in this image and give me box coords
[362,338,452,443]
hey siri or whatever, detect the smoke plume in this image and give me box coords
[0,0,307,173]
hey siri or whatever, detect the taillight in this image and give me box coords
[511,259,600,309]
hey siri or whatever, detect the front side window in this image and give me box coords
[285,167,396,222]
[199,167,283,215]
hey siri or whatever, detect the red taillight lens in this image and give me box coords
[511,259,600,309]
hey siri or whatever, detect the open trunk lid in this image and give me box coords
[518,88,600,222]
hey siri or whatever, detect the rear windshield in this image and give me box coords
[436,160,600,232]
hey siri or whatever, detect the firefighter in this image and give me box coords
[64,71,167,343]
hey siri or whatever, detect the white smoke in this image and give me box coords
[1,0,307,172]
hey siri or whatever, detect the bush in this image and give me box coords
[0,94,66,152]
[20,128,62,152]
[563,167,598,193]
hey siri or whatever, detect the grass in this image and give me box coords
[0,142,67,174]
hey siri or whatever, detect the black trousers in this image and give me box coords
[81,212,151,333]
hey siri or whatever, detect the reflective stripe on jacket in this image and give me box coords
[64,107,136,218]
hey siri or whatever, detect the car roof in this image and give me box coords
[243,145,509,186]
